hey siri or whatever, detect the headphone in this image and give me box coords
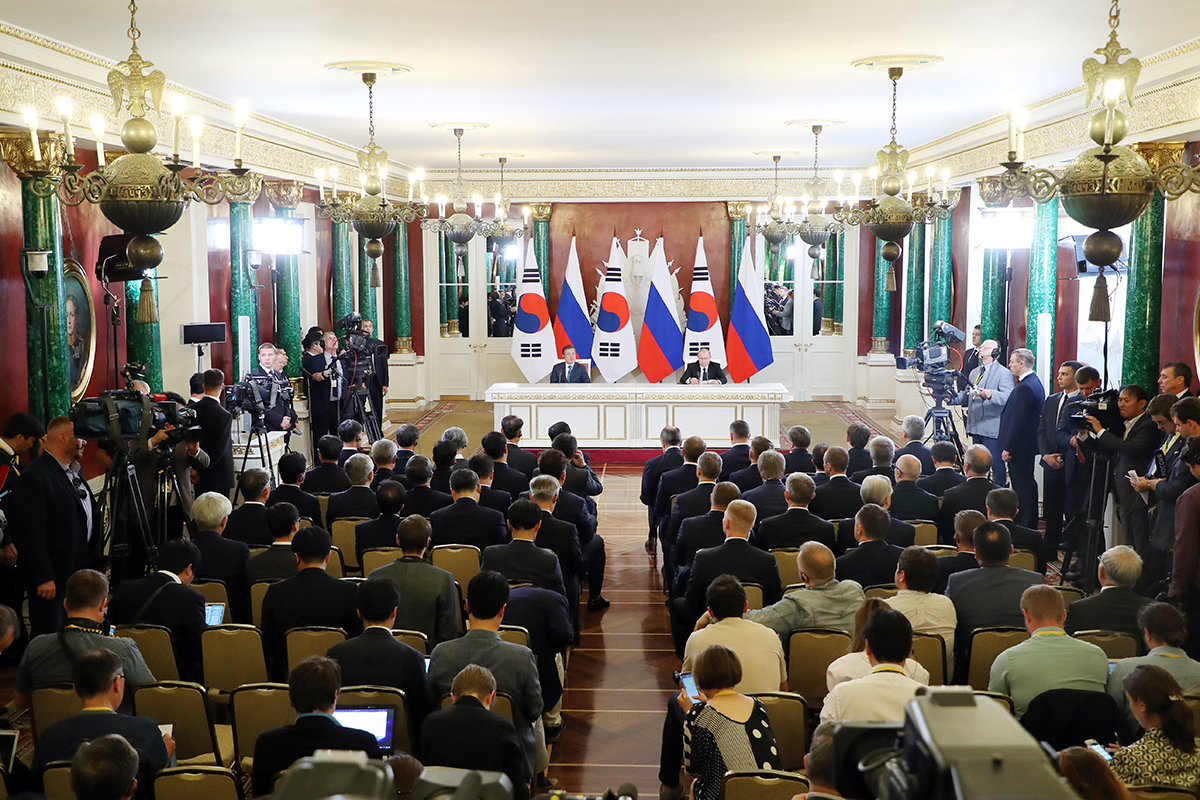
[989,346,1000,361]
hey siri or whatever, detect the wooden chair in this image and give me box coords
[440,691,514,722]
[362,547,404,575]
[330,518,370,573]
[229,683,294,776]
[1052,585,1086,606]
[41,762,76,800]
[431,544,483,590]
[134,682,230,767]
[783,583,806,596]
[1010,549,1037,572]
[298,516,314,528]
[498,625,531,649]
[747,692,807,771]
[247,546,268,558]
[285,626,347,673]
[393,629,429,655]
[1126,786,1200,800]
[743,583,765,611]
[967,627,1029,690]
[910,631,947,686]
[154,767,245,800]
[202,625,269,697]
[911,520,938,546]
[115,624,179,681]
[31,684,82,741]
[191,580,230,623]
[864,583,899,600]
[925,545,959,557]
[328,546,346,579]
[316,494,330,528]
[786,628,852,710]
[339,685,414,755]
[720,770,808,800]
[974,690,1016,715]
[1075,629,1140,660]
[770,549,801,589]
[250,580,281,630]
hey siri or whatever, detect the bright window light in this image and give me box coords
[252,217,307,255]
[504,244,520,260]
[978,208,1035,250]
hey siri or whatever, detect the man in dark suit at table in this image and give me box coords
[247,503,301,584]
[193,369,234,498]
[742,450,787,524]
[679,347,727,385]
[674,482,741,596]
[483,499,565,595]
[936,445,997,544]
[753,472,836,553]
[354,480,405,564]
[1088,384,1163,555]
[890,455,940,522]
[918,441,966,497]
[834,504,904,588]
[268,452,322,523]
[549,345,591,383]
[809,446,863,523]
[302,436,352,495]
[430,468,507,550]
[784,425,817,475]
[641,426,684,553]
[223,469,272,546]
[326,454,380,529]
[190,492,250,622]
[894,415,935,475]
[718,421,751,481]
[1037,361,1082,553]
[998,349,1046,528]
[1064,545,1151,639]
[986,488,1046,574]
[401,455,453,518]
[502,415,538,479]
[483,431,532,500]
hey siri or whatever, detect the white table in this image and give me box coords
[484,383,792,448]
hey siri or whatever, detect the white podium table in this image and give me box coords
[484,383,792,448]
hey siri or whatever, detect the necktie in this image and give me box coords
[701,368,707,382]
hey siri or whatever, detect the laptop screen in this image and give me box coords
[0,730,17,773]
[204,603,225,626]
[333,706,396,752]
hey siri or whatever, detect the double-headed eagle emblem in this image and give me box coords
[1082,31,1141,108]
[106,51,165,119]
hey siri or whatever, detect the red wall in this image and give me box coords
[1161,143,1200,378]
[0,163,27,425]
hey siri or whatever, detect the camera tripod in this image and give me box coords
[99,445,159,586]
[922,369,968,463]
[233,413,276,505]
[149,445,198,541]
[1060,448,1111,591]
[339,352,383,444]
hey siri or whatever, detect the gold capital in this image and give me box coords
[226,173,263,205]
[1133,141,1187,174]
[529,202,552,222]
[0,132,67,178]
[264,179,305,209]
[976,175,1018,208]
[728,200,751,221]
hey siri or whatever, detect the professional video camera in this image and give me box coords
[338,311,386,359]
[155,391,203,446]
[896,321,967,458]
[1070,388,1122,430]
[833,688,1074,800]
[70,390,164,444]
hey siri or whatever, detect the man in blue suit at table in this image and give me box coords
[550,346,590,383]
[999,349,1046,529]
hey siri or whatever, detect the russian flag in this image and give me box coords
[726,236,774,382]
[510,238,558,382]
[553,237,593,360]
[637,237,684,383]
[682,236,727,368]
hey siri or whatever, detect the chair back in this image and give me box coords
[330,519,366,572]
[786,628,852,709]
[925,545,959,557]
[498,625,531,649]
[31,685,83,741]
[1126,786,1200,800]
[202,625,269,693]
[248,546,268,558]
[783,583,805,596]
[250,580,281,630]
[41,762,76,800]
[393,629,429,655]
[864,583,899,600]
[1184,696,1200,727]
[743,583,765,611]
[1020,688,1125,750]
[1074,629,1140,660]
[134,682,220,765]
[974,691,1015,714]
[191,580,230,623]
[912,521,937,546]
[317,494,330,527]
[362,548,404,575]
[720,770,808,800]
[770,549,801,589]
[154,767,244,800]
[910,632,947,686]
[967,627,1029,690]
[338,685,414,755]
[431,545,483,590]
[439,691,514,721]
[115,624,180,681]
[327,546,346,579]
[285,627,347,673]
[230,683,294,774]
[1009,549,1037,571]
[298,517,314,528]
[1052,585,1086,606]
[747,692,807,771]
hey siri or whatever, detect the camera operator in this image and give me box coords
[301,331,339,442]
[128,391,209,542]
[248,343,297,434]
[194,369,234,498]
[360,319,389,423]
[952,339,1013,487]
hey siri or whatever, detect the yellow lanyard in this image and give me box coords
[710,690,739,698]
[1033,629,1066,637]
[871,665,908,675]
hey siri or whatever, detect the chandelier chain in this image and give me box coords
[127,0,141,53]
[890,75,899,142]
[813,129,820,178]
[367,83,374,141]
[1110,0,1120,33]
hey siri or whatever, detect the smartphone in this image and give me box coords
[1085,738,1112,761]
[1127,469,1139,482]
[680,672,701,703]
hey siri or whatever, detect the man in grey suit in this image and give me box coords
[482,499,566,595]
[954,339,1014,486]
[428,570,546,782]
[946,521,1043,684]
[368,516,460,645]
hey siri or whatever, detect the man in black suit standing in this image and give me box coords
[641,426,684,553]
[753,472,836,552]
[11,416,99,635]
[663,452,722,559]
[850,436,897,485]
[1133,395,1198,591]
[0,412,44,654]
[501,415,538,479]
[401,455,453,518]
[482,499,565,595]
[354,480,405,564]
[998,349,1046,528]
[248,343,296,435]
[1088,384,1162,555]
[674,482,741,596]
[326,454,380,529]
[1064,545,1151,639]
[483,431,531,500]
[917,442,966,497]
[468,454,513,513]
[935,510,984,593]
[190,492,250,622]
[742,450,787,524]
[936,445,997,544]
[784,425,816,474]
[549,345,591,383]
[1038,361,1083,553]
[894,415,935,475]
[359,319,390,421]
[890,455,940,522]
[985,488,1046,574]
[809,446,863,523]
[394,423,420,474]
[247,503,301,584]
[193,368,234,498]
[268,452,322,523]
[430,468,507,550]
[834,504,905,588]
[325,578,432,730]
[223,469,272,546]
[718,421,751,481]
[959,325,982,391]
[261,526,360,679]
[845,423,873,475]
[302,330,337,442]
[302,436,352,495]
[654,436,706,545]
[679,347,727,385]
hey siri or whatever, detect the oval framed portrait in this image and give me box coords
[63,258,97,402]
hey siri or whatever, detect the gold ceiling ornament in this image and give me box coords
[264,179,306,209]
[0,130,66,178]
[528,202,553,221]
[727,200,750,221]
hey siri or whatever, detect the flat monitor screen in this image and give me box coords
[0,730,17,773]
[333,706,396,753]
[204,603,225,626]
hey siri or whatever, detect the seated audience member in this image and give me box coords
[527,476,585,617]
[935,510,984,593]
[326,453,380,528]
[811,443,830,486]
[887,546,957,670]
[325,578,432,731]
[894,415,935,475]
[810,446,864,521]
[427,571,545,783]
[187,492,251,620]
[501,416,537,479]
[850,436,897,485]
[1110,665,1200,790]
[15,570,154,713]
[753,472,836,552]
[533,449,603,605]
[402,455,453,518]
[664,452,722,553]
[1058,746,1132,800]
[985,488,1046,574]
[784,425,816,475]
[656,437,707,538]
[801,721,841,800]
[483,431,532,499]
[936,445,997,543]
[441,426,470,469]
[683,576,786,691]
[988,584,1108,719]
[431,468,507,549]
[917,441,966,497]
[268,452,322,522]
[368,516,459,645]
[354,480,406,564]
[33,650,171,799]
[821,608,923,723]
[890,455,940,521]
[718,420,752,480]
[728,436,774,492]
[552,433,603,510]
[369,438,401,490]
[70,735,141,800]
[682,645,780,800]
[260,526,361,679]
[1064,545,1151,638]
[675,482,740,594]
[394,423,421,473]
[1108,603,1200,730]
[107,540,205,683]
[251,656,381,796]
[337,419,364,467]
[826,598,929,689]
[223,469,272,546]
[741,450,787,522]
[738,541,863,638]
[643,427,684,538]
[835,476,915,549]
[430,440,460,495]
[302,435,352,494]
[845,423,873,475]
[421,665,532,800]
[469,453,513,513]
[946,522,1042,683]
[504,584,572,742]
[247,502,302,584]
[483,499,565,595]
[834,504,904,587]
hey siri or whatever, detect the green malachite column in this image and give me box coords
[782,236,795,283]
[1026,198,1059,371]
[357,236,378,331]
[229,200,258,380]
[531,203,551,296]
[871,239,890,353]
[902,222,926,356]
[265,180,304,379]
[21,181,71,421]
[124,273,162,391]
[438,231,449,337]
[980,248,1007,345]
[833,229,844,334]
[1123,190,1166,392]
[393,224,412,353]
[728,201,748,315]
[331,220,353,324]
[928,216,953,338]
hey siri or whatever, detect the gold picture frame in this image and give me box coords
[63,258,96,402]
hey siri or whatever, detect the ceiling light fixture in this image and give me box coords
[421,126,493,262]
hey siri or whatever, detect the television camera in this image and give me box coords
[336,311,385,442]
[897,321,969,459]
[1070,387,1122,431]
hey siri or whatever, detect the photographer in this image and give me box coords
[1084,384,1160,555]
[128,390,208,542]
[302,330,339,442]
[248,343,296,434]
[952,339,1013,487]
[360,319,389,423]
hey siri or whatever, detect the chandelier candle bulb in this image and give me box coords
[170,95,185,159]
[90,114,106,167]
[316,168,325,201]
[474,193,483,219]
[330,167,338,197]
[23,107,41,163]
[55,97,74,160]
[1006,110,1018,154]
[494,193,502,220]
[189,115,203,170]
[940,168,951,202]
[233,101,249,162]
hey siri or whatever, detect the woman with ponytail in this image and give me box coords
[1110,664,1200,789]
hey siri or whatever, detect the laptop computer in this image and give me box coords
[0,730,19,774]
[332,706,397,754]
[204,603,225,626]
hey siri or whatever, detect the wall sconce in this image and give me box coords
[22,249,52,277]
